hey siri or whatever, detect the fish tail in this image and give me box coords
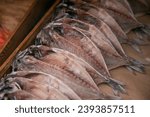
[125,28,150,52]
[125,57,147,74]
[133,25,150,43]
[141,25,150,38]
[126,35,150,53]
[119,37,147,53]
[106,78,126,96]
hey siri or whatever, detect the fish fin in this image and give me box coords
[119,36,148,53]
[133,25,150,42]
[104,56,127,70]
[126,57,145,74]
[129,37,150,46]
[141,25,150,37]
[130,43,142,53]
[107,78,126,96]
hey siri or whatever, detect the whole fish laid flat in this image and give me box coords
[91,0,143,33]
[76,0,142,32]
[60,2,150,49]
[27,45,126,95]
[13,54,104,100]
[54,21,127,70]
[27,45,100,91]
[0,76,69,100]
[56,3,128,44]
[37,23,111,77]
[53,19,145,73]
[8,71,81,100]
[101,0,150,41]
[70,0,134,15]
[39,45,126,94]
[56,17,126,59]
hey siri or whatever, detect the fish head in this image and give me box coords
[28,45,55,58]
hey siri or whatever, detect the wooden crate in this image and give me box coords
[0,0,61,77]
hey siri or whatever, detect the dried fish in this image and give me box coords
[2,90,41,100]
[9,71,81,100]
[61,22,127,69]
[38,23,111,77]
[2,76,69,100]
[54,19,145,73]
[56,2,128,44]
[13,53,104,99]
[101,0,141,32]
[78,0,142,33]
[48,46,126,94]
[28,45,126,95]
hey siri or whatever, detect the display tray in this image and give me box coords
[0,0,150,99]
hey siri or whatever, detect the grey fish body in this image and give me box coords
[50,47,126,94]
[100,0,143,33]
[56,17,126,56]
[54,18,143,72]
[38,23,110,78]
[3,90,41,100]
[0,76,69,100]
[14,55,103,100]
[57,2,128,44]
[54,20,128,70]
[9,71,81,100]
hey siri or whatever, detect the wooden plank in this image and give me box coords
[0,0,61,78]
[0,0,55,65]
[0,0,36,52]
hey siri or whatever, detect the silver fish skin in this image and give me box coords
[52,21,127,70]
[39,23,111,77]
[100,0,143,33]
[3,76,69,100]
[56,17,126,59]
[50,47,126,94]
[58,18,145,73]
[57,1,128,44]
[26,45,126,95]
[9,71,81,100]
[27,45,100,92]
[73,0,143,32]
[13,54,104,100]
